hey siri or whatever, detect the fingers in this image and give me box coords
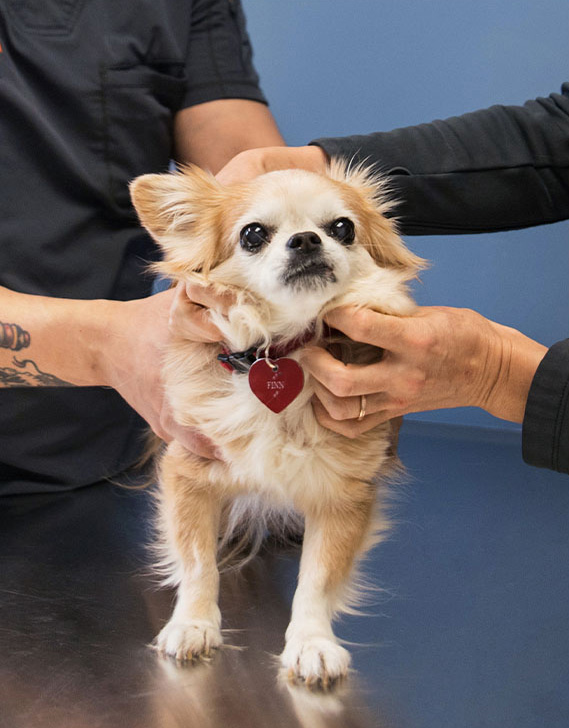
[324,307,407,352]
[310,379,387,421]
[301,345,391,397]
[172,426,222,460]
[168,282,228,343]
[311,397,393,437]
[161,425,221,460]
[310,375,401,432]
[185,281,235,314]
[302,344,409,437]
[215,145,329,186]
[215,148,266,186]
[157,406,221,460]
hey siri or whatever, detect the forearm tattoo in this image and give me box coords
[1,322,30,351]
[0,321,75,387]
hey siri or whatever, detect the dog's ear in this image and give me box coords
[358,200,426,277]
[329,160,426,278]
[130,165,233,278]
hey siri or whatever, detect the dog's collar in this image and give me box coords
[217,329,316,374]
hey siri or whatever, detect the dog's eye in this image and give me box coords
[240,223,269,253]
[327,218,355,246]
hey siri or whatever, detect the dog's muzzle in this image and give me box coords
[281,232,336,288]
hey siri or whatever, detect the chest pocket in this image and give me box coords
[4,0,86,35]
[100,62,186,213]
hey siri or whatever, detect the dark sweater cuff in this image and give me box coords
[522,339,569,474]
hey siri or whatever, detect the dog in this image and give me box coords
[130,161,424,689]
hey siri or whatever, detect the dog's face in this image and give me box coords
[130,162,423,325]
[228,170,368,313]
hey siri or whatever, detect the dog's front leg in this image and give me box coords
[155,448,223,662]
[282,487,376,688]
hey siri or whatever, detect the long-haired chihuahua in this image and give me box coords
[130,161,424,689]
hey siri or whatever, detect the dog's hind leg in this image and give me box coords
[154,445,223,662]
[281,481,377,689]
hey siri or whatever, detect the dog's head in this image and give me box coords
[130,161,424,328]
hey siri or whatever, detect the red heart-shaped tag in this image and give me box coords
[248,357,305,413]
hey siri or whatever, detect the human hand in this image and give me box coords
[301,305,547,437]
[168,280,234,343]
[215,145,329,186]
[100,286,230,459]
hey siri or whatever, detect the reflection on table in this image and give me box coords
[0,421,567,728]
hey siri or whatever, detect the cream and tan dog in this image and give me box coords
[130,162,423,688]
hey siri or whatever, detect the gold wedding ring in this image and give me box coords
[357,394,367,421]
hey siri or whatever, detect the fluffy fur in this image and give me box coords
[130,161,424,688]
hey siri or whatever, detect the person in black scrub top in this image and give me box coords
[203,86,569,474]
[0,0,285,494]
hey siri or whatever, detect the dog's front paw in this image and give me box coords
[155,619,223,662]
[281,636,351,690]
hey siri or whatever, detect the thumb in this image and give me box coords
[324,306,406,351]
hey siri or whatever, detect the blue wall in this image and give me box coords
[242,0,568,430]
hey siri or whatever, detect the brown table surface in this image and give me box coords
[1,421,567,728]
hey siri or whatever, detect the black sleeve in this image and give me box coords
[182,0,267,108]
[522,340,569,474]
[313,86,569,475]
[311,84,569,235]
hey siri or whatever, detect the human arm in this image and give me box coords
[170,0,285,172]
[215,86,569,230]
[307,87,569,473]
[174,99,285,174]
[303,304,569,474]
[301,305,546,431]
[0,285,112,389]
[0,285,216,455]
[311,85,569,234]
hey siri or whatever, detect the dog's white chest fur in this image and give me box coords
[166,345,358,503]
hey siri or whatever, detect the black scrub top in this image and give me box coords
[0,0,267,493]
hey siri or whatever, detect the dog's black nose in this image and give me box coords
[286,231,322,254]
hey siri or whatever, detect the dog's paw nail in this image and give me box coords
[155,619,223,663]
[281,636,350,690]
